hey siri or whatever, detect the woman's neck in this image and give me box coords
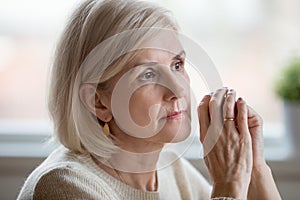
[117,168,158,191]
[92,151,159,191]
[93,122,164,191]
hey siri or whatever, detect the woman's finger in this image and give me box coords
[246,105,265,167]
[236,98,249,138]
[209,87,228,124]
[198,94,211,143]
[247,105,263,128]
[223,89,236,132]
[202,87,228,154]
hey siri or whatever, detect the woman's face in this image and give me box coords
[106,48,191,144]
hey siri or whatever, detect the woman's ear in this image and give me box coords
[79,83,112,122]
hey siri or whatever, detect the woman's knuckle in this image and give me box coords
[225,96,231,103]
[209,99,218,107]
[239,114,247,121]
[225,103,232,111]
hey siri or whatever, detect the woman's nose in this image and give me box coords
[161,70,188,101]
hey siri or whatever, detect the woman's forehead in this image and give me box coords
[128,48,185,67]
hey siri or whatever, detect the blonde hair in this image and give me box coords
[48,0,178,158]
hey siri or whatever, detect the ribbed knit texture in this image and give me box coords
[17,146,236,200]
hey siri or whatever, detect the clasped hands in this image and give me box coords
[198,87,272,200]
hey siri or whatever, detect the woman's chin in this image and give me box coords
[152,117,191,143]
[167,125,191,143]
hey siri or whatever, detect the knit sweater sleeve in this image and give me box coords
[32,167,111,200]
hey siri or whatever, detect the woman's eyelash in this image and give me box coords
[172,60,185,71]
[137,59,185,81]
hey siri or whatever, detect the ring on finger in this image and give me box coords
[224,117,235,122]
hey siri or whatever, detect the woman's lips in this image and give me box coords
[163,110,186,120]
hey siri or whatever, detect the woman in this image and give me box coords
[18,0,281,199]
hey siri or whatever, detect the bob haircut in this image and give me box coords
[48,0,178,158]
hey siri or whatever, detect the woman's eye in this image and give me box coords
[172,61,184,71]
[139,70,156,81]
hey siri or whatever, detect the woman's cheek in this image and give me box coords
[128,88,157,127]
[129,99,149,127]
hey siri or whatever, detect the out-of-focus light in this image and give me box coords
[0,36,16,72]
[0,0,81,38]
[225,0,263,31]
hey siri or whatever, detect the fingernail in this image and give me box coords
[227,89,234,95]
[238,97,243,101]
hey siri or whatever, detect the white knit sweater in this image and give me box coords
[17,146,235,200]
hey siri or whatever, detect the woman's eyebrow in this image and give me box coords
[132,62,158,69]
[130,62,158,75]
[131,50,186,70]
[172,50,186,60]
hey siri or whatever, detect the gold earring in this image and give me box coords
[103,123,110,136]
